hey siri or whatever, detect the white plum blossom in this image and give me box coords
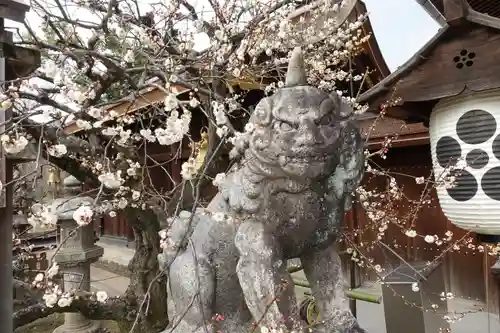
[47,262,59,278]
[47,144,68,158]
[159,229,167,240]
[101,126,122,136]
[1,134,28,154]
[96,290,108,303]
[411,282,420,292]
[43,293,58,307]
[405,229,417,238]
[213,102,228,125]
[57,296,74,307]
[189,97,200,108]
[127,167,137,176]
[124,49,135,63]
[0,95,12,109]
[139,129,156,142]
[214,29,226,41]
[155,111,191,146]
[132,190,141,201]
[69,90,87,104]
[28,204,58,228]
[73,205,94,226]
[181,158,197,180]
[216,126,229,138]
[34,273,44,282]
[117,197,128,209]
[424,235,436,244]
[76,119,92,130]
[415,177,425,184]
[87,106,103,119]
[442,292,454,300]
[244,122,255,134]
[117,129,132,146]
[98,171,124,189]
[164,93,178,111]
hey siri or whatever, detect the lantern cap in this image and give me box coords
[0,0,30,23]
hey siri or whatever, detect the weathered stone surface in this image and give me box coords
[52,176,103,333]
[159,47,366,333]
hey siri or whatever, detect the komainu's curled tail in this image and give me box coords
[157,208,203,272]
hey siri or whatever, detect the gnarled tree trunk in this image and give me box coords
[117,208,169,333]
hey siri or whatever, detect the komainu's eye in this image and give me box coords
[316,113,335,126]
[273,121,293,131]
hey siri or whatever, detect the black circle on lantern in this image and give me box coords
[447,170,478,202]
[466,149,489,169]
[436,136,462,167]
[492,134,500,161]
[481,166,500,201]
[476,233,500,244]
[456,109,497,144]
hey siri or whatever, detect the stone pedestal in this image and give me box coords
[52,176,104,333]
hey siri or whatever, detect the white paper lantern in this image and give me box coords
[429,89,500,236]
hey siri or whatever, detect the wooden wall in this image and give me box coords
[343,145,499,312]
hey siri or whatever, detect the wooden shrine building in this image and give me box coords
[357,0,500,311]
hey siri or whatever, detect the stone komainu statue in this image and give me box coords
[159,47,366,333]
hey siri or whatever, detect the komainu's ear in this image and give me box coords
[329,93,355,120]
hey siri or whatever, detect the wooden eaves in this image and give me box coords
[358,0,500,125]
[428,0,500,19]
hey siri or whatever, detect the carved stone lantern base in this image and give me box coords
[53,314,101,333]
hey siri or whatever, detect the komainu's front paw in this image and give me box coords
[347,323,367,333]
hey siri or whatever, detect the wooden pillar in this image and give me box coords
[0,156,13,332]
[349,205,358,318]
[491,258,500,315]
[0,18,13,333]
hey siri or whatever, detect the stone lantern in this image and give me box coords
[52,175,103,333]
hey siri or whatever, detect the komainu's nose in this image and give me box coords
[295,119,323,146]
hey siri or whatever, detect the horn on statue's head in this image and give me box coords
[285,47,308,87]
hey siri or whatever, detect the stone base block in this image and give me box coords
[52,315,101,333]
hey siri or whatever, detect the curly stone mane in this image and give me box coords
[220,49,355,215]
